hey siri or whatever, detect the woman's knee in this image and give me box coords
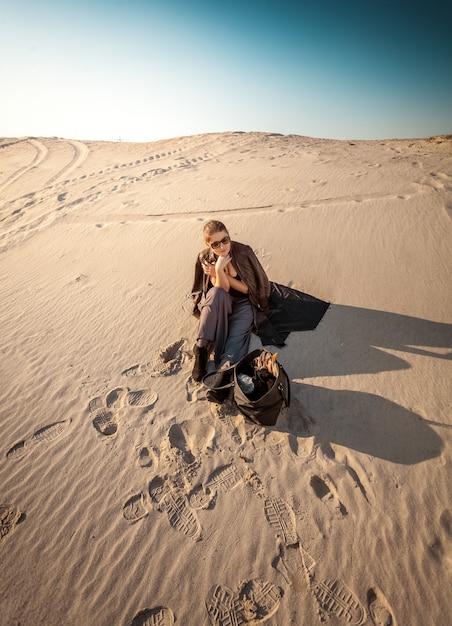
[202,287,232,310]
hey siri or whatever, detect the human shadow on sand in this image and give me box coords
[293,304,451,379]
[287,386,444,464]
[277,305,451,464]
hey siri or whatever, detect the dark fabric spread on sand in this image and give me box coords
[255,282,330,347]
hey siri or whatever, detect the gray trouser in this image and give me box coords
[197,286,254,368]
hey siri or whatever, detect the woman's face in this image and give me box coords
[207,230,231,256]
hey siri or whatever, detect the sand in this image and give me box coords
[0,131,451,626]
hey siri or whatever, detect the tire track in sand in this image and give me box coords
[0,139,48,193]
[45,140,90,186]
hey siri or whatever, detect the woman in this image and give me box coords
[191,220,270,384]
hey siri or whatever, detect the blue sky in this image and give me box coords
[1,0,451,141]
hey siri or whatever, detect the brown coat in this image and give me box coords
[191,240,270,316]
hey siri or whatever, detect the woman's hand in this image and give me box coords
[202,254,230,290]
[202,260,216,280]
[215,253,231,273]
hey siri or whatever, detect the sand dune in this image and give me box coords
[1,132,451,626]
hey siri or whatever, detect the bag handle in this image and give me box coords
[202,367,236,391]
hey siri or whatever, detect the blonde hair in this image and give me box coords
[203,220,228,243]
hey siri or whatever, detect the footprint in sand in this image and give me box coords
[138,445,159,469]
[248,427,286,456]
[299,543,316,578]
[159,436,201,485]
[6,419,71,460]
[122,339,185,378]
[210,402,244,446]
[158,420,217,486]
[127,389,158,408]
[0,504,23,541]
[187,463,243,512]
[168,420,215,461]
[30,420,71,445]
[310,474,348,517]
[206,578,281,626]
[206,585,242,626]
[88,396,104,413]
[283,400,314,442]
[148,475,202,541]
[159,489,202,541]
[89,387,158,436]
[283,539,365,624]
[276,542,316,592]
[312,578,365,625]
[123,493,149,523]
[188,485,216,510]
[148,475,167,503]
[316,442,373,506]
[264,497,298,546]
[89,388,126,436]
[130,606,174,626]
[92,408,119,437]
[185,375,205,402]
[106,386,128,409]
[282,524,368,626]
[205,463,242,494]
[367,587,397,626]
[5,440,28,460]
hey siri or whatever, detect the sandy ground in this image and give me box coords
[1,131,451,626]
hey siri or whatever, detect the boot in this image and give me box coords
[192,345,208,382]
[206,368,233,404]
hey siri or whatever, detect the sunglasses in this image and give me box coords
[209,235,231,249]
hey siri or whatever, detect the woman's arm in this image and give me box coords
[213,254,232,291]
[203,254,231,291]
[226,274,248,293]
[204,254,249,294]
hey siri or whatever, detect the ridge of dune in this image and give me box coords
[1,131,451,626]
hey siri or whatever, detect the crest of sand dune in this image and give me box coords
[0,131,451,626]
